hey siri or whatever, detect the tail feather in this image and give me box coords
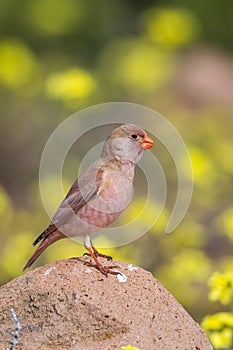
[23,230,65,271]
[32,223,57,246]
[32,232,45,246]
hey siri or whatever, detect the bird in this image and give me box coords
[23,124,154,275]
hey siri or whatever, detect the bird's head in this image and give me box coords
[101,124,154,163]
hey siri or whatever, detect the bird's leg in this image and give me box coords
[91,243,112,261]
[83,236,117,276]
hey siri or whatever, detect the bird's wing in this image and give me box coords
[33,166,104,246]
[54,166,104,226]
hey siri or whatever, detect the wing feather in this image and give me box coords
[33,166,103,245]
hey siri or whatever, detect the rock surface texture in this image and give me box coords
[0,257,213,350]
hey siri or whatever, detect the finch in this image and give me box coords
[23,124,154,275]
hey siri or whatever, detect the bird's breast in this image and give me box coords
[94,169,133,215]
[64,167,135,233]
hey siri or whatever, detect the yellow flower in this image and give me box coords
[46,68,96,103]
[143,7,200,49]
[208,271,233,305]
[0,39,38,89]
[121,345,141,350]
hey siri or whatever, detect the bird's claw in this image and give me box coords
[96,264,119,276]
[95,253,112,261]
[83,259,118,276]
[92,247,112,261]
[83,250,112,261]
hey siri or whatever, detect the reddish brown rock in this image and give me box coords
[0,257,212,350]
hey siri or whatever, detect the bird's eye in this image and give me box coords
[131,134,138,139]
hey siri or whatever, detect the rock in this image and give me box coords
[0,257,212,350]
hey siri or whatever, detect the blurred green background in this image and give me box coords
[0,1,233,347]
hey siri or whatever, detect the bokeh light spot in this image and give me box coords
[143,7,200,48]
[0,39,38,89]
[46,68,96,103]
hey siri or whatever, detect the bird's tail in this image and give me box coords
[32,231,46,246]
[23,230,65,271]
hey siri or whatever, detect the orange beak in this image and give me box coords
[141,134,154,149]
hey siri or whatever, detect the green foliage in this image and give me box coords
[218,208,233,242]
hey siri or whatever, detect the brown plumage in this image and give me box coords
[23,124,154,275]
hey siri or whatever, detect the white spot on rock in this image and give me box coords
[116,272,127,283]
[44,266,56,275]
[85,268,93,273]
[128,264,138,271]
[72,266,80,275]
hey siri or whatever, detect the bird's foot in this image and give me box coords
[83,259,118,276]
[95,263,119,277]
[83,247,112,261]
[83,245,116,276]
[92,246,112,261]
